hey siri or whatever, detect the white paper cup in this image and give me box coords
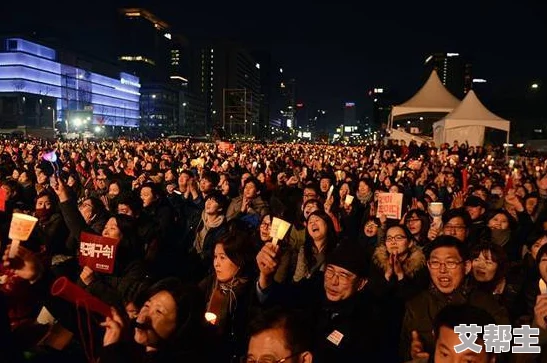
[345,195,354,206]
[428,202,444,218]
[9,213,38,242]
[275,219,291,241]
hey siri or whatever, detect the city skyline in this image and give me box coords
[1,0,546,130]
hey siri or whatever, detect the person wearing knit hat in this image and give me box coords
[256,241,388,362]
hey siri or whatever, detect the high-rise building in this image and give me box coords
[191,41,262,138]
[369,87,392,128]
[308,109,327,132]
[251,50,273,139]
[424,52,471,98]
[0,37,140,136]
[343,102,357,125]
[280,78,297,129]
[117,8,202,136]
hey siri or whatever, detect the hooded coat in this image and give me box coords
[369,244,429,362]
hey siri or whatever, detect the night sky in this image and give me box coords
[2,0,546,128]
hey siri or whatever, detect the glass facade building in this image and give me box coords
[0,38,140,130]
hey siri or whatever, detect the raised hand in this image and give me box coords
[410,330,430,360]
[80,266,95,286]
[2,244,44,282]
[534,295,547,330]
[100,308,125,347]
[256,243,280,289]
[51,175,70,203]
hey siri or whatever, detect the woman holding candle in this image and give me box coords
[199,230,256,362]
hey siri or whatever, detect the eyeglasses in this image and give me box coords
[241,352,303,363]
[324,267,355,285]
[427,260,463,269]
[385,235,407,243]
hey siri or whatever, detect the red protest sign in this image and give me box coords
[78,232,119,274]
[0,187,6,212]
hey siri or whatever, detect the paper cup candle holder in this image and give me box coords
[8,213,38,258]
[428,202,444,229]
[270,217,291,247]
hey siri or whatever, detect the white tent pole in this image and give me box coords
[505,130,510,161]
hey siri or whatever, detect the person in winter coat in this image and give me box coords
[469,242,526,324]
[406,304,496,363]
[226,177,269,228]
[256,241,389,362]
[34,190,69,258]
[369,225,428,362]
[370,225,428,299]
[199,230,257,362]
[101,277,216,363]
[401,236,510,361]
[185,191,228,282]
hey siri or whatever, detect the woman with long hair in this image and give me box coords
[403,209,431,247]
[293,210,338,282]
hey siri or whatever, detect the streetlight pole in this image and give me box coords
[47,106,55,137]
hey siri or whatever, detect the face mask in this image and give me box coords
[35,208,53,221]
[490,229,511,246]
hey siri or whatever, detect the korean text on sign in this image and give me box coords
[376,192,403,220]
[78,232,119,274]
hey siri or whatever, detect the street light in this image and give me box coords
[531,83,540,90]
[47,106,55,132]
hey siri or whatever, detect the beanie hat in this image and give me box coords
[326,242,369,277]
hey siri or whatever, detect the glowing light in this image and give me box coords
[170,75,188,83]
[42,151,57,163]
[164,33,172,40]
[531,83,539,89]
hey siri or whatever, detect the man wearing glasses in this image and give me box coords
[400,236,509,361]
[256,242,387,362]
[244,307,313,363]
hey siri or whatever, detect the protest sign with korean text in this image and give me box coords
[79,232,119,274]
[376,192,403,220]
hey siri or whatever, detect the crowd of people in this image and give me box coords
[1,137,547,362]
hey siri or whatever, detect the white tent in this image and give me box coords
[389,70,460,128]
[433,90,510,147]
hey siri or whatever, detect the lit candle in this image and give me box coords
[205,312,217,325]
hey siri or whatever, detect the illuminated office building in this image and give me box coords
[0,37,140,132]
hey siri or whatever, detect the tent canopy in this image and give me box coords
[390,70,460,120]
[433,90,510,146]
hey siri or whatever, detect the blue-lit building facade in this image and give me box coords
[0,38,140,134]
